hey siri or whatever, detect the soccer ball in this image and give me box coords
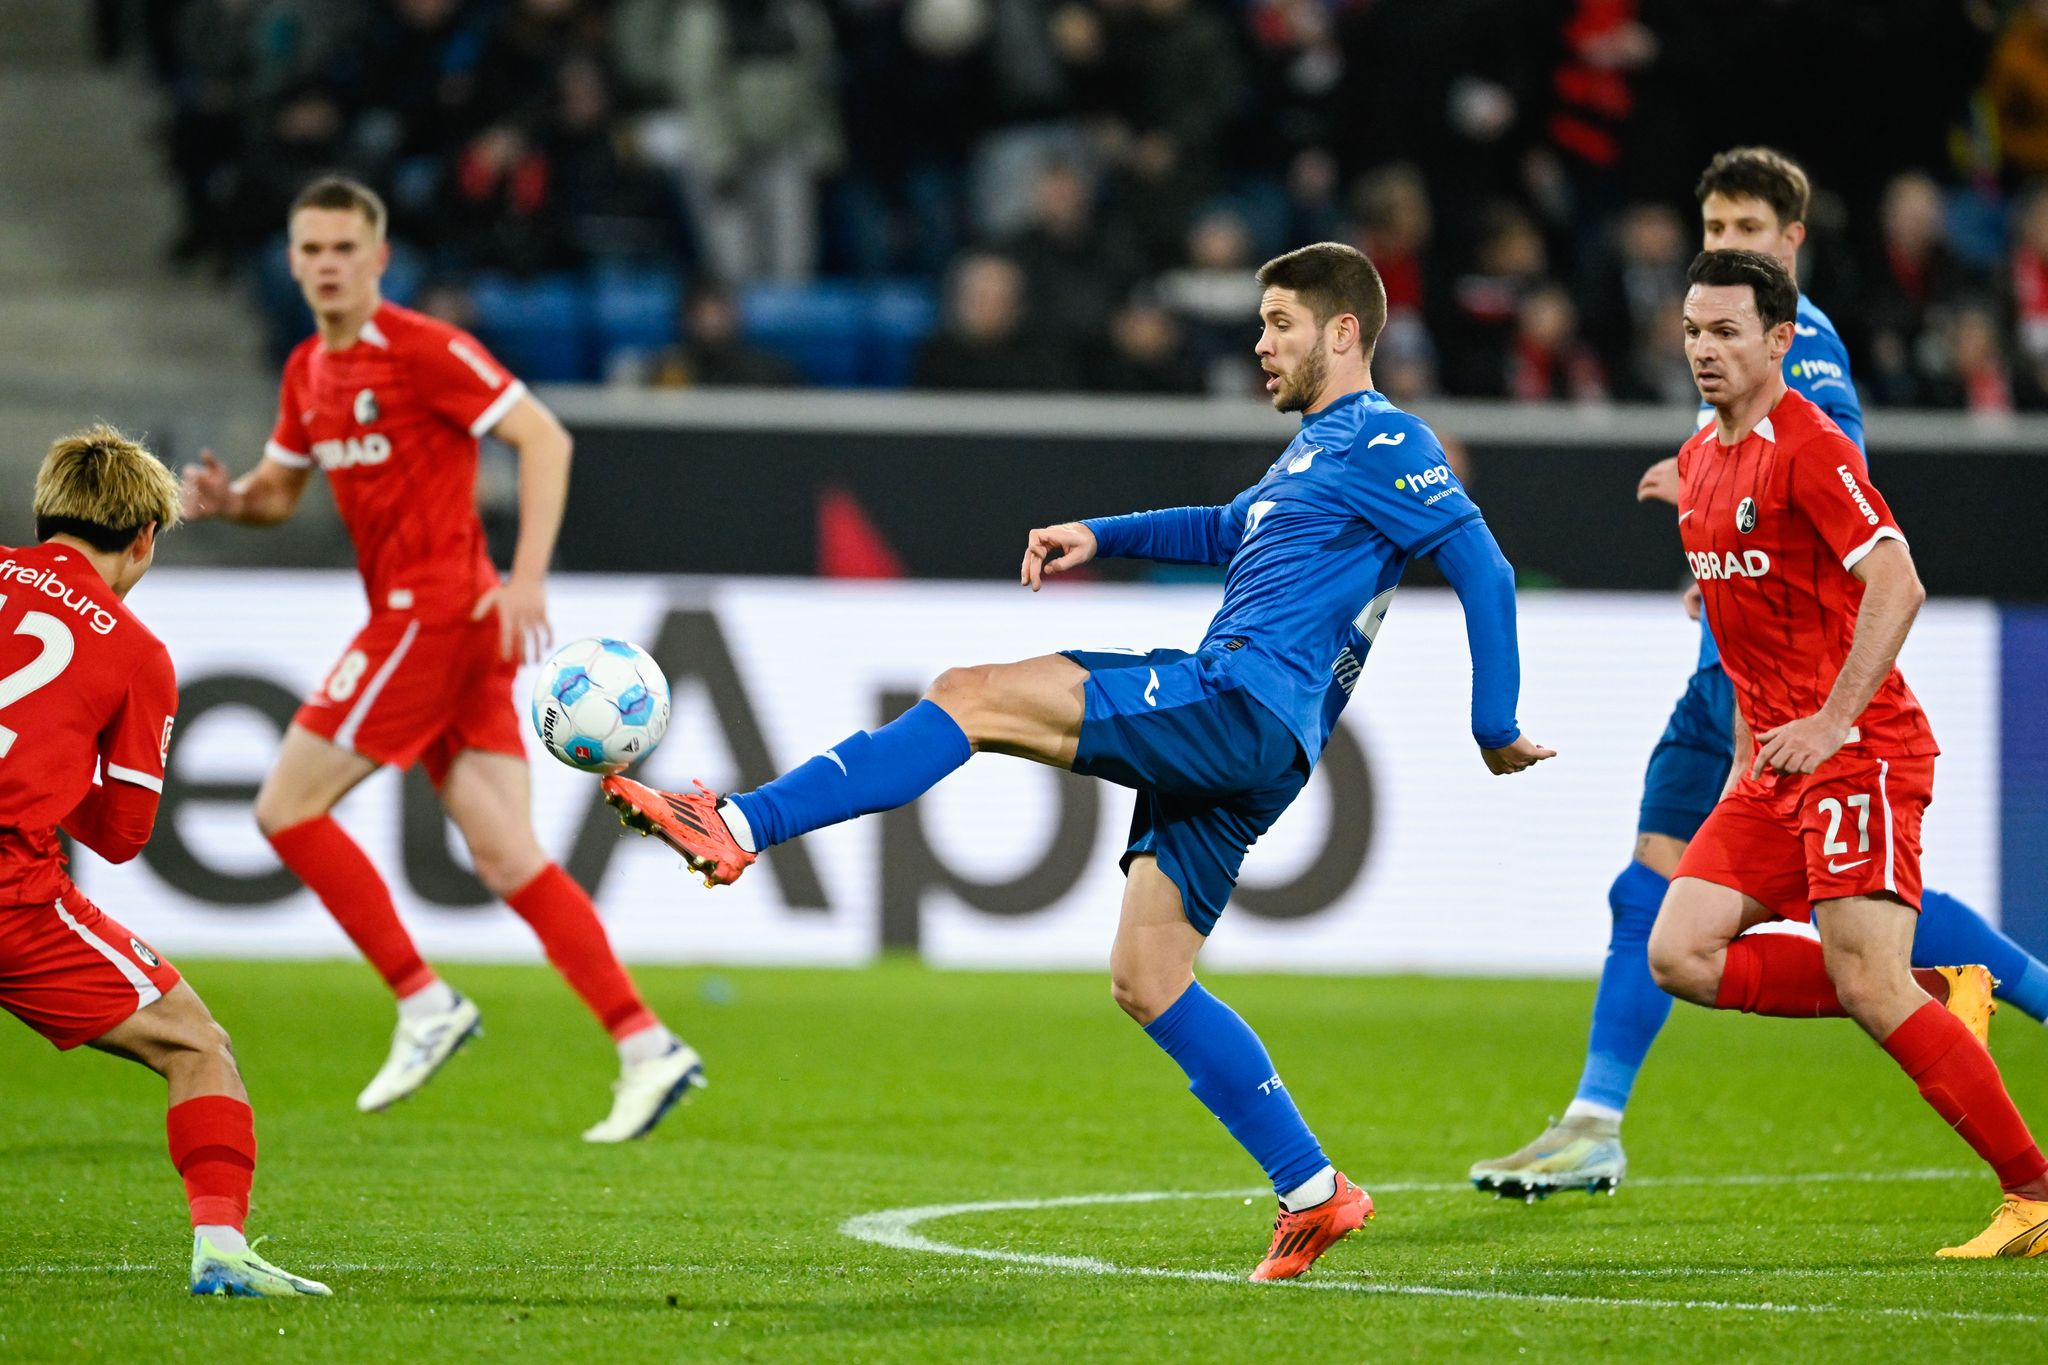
[531,638,671,774]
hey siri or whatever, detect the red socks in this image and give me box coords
[1883,1001,2048,1193]
[166,1096,256,1229]
[1713,934,1848,1017]
[507,864,655,1040]
[268,816,433,997]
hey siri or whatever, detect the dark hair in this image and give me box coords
[1255,242,1388,353]
[1694,146,1810,229]
[1686,249,1798,330]
[290,175,387,237]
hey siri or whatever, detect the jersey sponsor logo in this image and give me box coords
[1789,358,1842,380]
[1366,431,1407,450]
[1393,464,1454,494]
[1736,496,1757,534]
[312,434,393,470]
[1286,445,1322,474]
[1687,548,1772,581]
[0,560,117,635]
[353,387,379,424]
[1835,464,1881,526]
[129,937,159,968]
[447,339,505,389]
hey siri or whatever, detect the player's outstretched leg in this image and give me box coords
[1469,860,1666,1200]
[1913,888,2048,1025]
[257,727,479,1112]
[442,751,704,1141]
[1811,897,2048,1258]
[1114,857,1371,1281]
[90,981,330,1297]
[604,657,1084,883]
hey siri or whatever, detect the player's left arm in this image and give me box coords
[63,650,176,863]
[1751,449,1919,776]
[1429,520,1555,775]
[472,392,571,662]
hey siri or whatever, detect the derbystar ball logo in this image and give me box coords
[1689,548,1772,580]
[313,434,393,470]
[1835,464,1881,526]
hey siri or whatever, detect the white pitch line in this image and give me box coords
[837,1174,2048,1326]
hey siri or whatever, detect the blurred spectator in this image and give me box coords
[1588,202,1686,398]
[1156,209,1262,394]
[442,122,570,273]
[1863,172,1975,406]
[235,81,365,258]
[1349,164,1433,328]
[1089,295,1204,394]
[913,253,1077,389]
[1507,283,1606,403]
[2011,185,2048,369]
[1372,313,1439,405]
[650,283,803,387]
[414,278,479,329]
[1445,201,1548,396]
[661,0,844,281]
[1933,303,2015,415]
[1534,0,1660,272]
[1633,295,1696,406]
[1001,160,1143,347]
[544,56,694,263]
[1989,0,2048,179]
[1283,148,1345,246]
[334,0,495,230]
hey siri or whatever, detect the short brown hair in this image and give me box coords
[1255,242,1388,353]
[1687,249,1798,330]
[1695,147,1810,229]
[290,175,387,239]
[34,424,181,552]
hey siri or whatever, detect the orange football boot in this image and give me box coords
[601,776,757,887]
[1249,1172,1373,1281]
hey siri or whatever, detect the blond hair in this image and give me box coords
[34,423,181,551]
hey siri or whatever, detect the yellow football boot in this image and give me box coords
[1937,1195,2048,1259]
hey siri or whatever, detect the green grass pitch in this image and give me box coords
[1,958,2043,1362]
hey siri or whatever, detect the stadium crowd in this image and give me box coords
[102,0,2048,407]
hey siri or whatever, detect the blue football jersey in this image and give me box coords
[1087,389,1488,762]
[1693,293,1866,667]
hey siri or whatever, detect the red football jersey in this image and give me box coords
[267,301,527,623]
[1677,389,1936,757]
[0,544,176,905]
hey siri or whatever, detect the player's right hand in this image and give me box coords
[1481,735,1556,775]
[1682,581,1703,621]
[1020,522,1097,592]
[1636,456,1680,506]
[179,449,231,521]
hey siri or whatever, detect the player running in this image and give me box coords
[1648,248,2047,1258]
[179,177,700,1142]
[604,242,1554,1280]
[1470,146,2048,1200]
[0,427,328,1296]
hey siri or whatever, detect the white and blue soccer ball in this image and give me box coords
[531,637,671,774]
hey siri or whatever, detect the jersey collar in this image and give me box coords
[1302,388,1379,425]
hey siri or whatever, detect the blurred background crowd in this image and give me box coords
[92,0,2048,409]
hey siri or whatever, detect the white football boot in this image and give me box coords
[582,1043,706,1143]
[355,994,482,1113]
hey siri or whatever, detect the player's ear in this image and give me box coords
[1783,220,1807,255]
[129,522,157,563]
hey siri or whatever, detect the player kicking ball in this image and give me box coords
[1647,249,2048,1258]
[0,427,326,1296]
[605,242,1554,1279]
[179,177,700,1141]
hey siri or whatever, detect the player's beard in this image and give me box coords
[1274,338,1329,413]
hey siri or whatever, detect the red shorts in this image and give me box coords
[0,886,182,1050]
[294,613,525,785]
[1675,752,1933,922]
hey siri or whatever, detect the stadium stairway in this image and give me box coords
[0,0,273,495]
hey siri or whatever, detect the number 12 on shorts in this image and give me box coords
[1816,794,1871,856]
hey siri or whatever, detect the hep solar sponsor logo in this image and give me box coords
[1688,549,1772,580]
[1790,358,1844,380]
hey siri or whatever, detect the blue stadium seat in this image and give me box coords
[862,281,938,388]
[740,282,866,386]
[591,268,683,366]
[469,273,595,383]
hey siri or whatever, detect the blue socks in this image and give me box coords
[727,700,971,850]
[1912,888,2048,1024]
[1143,981,1329,1197]
[1571,861,1675,1114]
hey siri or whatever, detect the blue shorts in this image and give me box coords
[1061,646,1307,936]
[1637,663,1736,841]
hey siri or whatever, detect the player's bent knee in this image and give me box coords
[923,666,990,729]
